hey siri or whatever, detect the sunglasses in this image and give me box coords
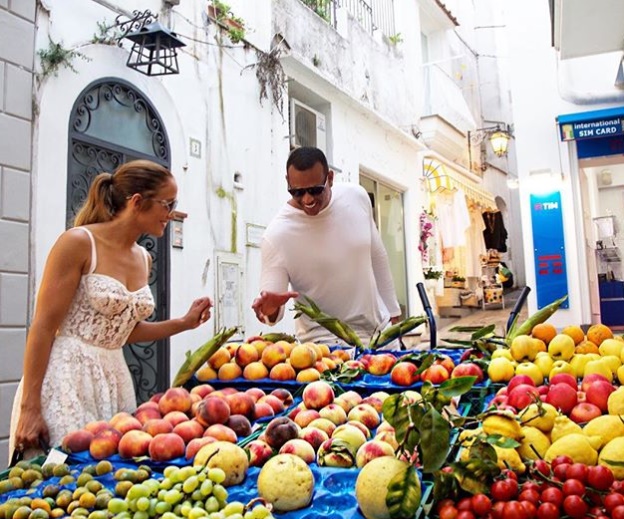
[151,198,178,212]
[287,176,328,198]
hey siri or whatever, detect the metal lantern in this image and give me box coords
[125,21,186,76]
[489,130,512,157]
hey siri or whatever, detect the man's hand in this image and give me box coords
[252,290,299,324]
[391,315,401,324]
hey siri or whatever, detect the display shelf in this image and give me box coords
[481,264,504,310]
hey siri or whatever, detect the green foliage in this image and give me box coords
[37,39,89,79]
[209,0,247,44]
[388,33,403,45]
[386,466,421,519]
[91,20,121,46]
[301,0,332,23]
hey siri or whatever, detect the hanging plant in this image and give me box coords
[243,43,287,118]
[37,38,90,80]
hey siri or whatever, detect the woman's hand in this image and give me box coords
[15,408,50,453]
[181,297,213,330]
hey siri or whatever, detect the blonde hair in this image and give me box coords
[73,160,173,227]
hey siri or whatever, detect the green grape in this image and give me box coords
[163,467,178,479]
[191,489,204,502]
[180,502,193,517]
[114,512,132,519]
[127,485,150,501]
[181,467,197,480]
[244,512,254,519]
[189,507,209,519]
[161,513,178,519]
[227,514,243,519]
[155,501,172,515]
[183,476,199,494]
[144,479,161,496]
[159,478,173,491]
[128,499,138,513]
[197,472,206,483]
[132,511,149,519]
[204,497,219,514]
[223,502,244,516]
[207,469,226,485]
[148,498,159,517]
[107,498,129,514]
[213,485,228,503]
[135,497,150,512]
[157,489,168,502]
[173,504,183,516]
[199,479,213,497]
[250,505,271,519]
[208,513,226,519]
[164,489,183,505]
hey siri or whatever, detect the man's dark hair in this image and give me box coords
[286,147,329,174]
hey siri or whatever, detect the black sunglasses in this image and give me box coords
[287,176,328,198]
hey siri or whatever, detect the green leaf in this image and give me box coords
[448,326,485,333]
[471,324,497,341]
[416,354,435,374]
[438,376,477,397]
[386,464,421,519]
[433,469,460,502]
[601,458,624,467]
[420,407,450,472]
[382,394,403,428]
[485,434,520,449]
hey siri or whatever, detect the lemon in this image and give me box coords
[607,387,624,415]
[518,427,551,461]
[550,415,582,443]
[521,403,558,432]
[583,415,624,449]
[598,437,624,480]
[545,433,600,465]
[257,454,314,512]
[355,457,421,519]
[487,357,515,382]
[493,446,526,473]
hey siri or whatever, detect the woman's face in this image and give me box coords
[140,177,178,236]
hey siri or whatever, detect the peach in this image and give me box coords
[264,417,300,450]
[296,368,321,382]
[185,436,217,461]
[158,387,193,415]
[299,426,329,451]
[61,429,94,453]
[314,360,328,373]
[288,403,305,421]
[134,404,162,425]
[118,430,152,458]
[321,357,338,371]
[89,428,122,460]
[173,419,205,444]
[279,439,316,464]
[332,424,367,451]
[319,404,348,425]
[341,390,363,407]
[302,380,335,410]
[367,353,397,376]
[294,409,322,428]
[226,392,256,418]
[142,418,174,436]
[316,438,356,468]
[258,394,285,414]
[390,362,420,386]
[190,384,215,398]
[84,420,113,436]
[226,415,252,438]
[307,418,336,437]
[218,362,243,380]
[261,344,288,369]
[244,439,274,467]
[375,430,399,450]
[271,388,294,406]
[250,339,270,356]
[196,396,231,427]
[163,411,190,428]
[290,344,317,370]
[224,342,240,357]
[360,396,384,413]
[148,432,185,462]
[149,392,164,404]
[204,424,238,443]
[333,396,354,414]
[420,364,450,384]
[344,360,365,370]
[196,365,218,381]
[208,348,231,370]
[253,402,275,420]
[333,349,352,362]
[369,391,390,403]
[243,361,269,380]
[376,421,394,434]
[355,439,395,468]
[245,387,266,402]
[110,414,143,435]
[346,420,372,440]
[235,343,259,367]
[347,403,381,430]
[269,363,297,381]
[109,412,133,427]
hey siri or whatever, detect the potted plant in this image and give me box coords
[206,0,246,43]
[423,266,443,290]
[451,275,466,289]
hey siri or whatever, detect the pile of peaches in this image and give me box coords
[195,338,351,384]
[60,384,294,463]
[243,380,403,470]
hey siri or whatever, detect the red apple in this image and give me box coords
[585,380,616,412]
[451,362,484,383]
[508,384,540,410]
[581,373,610,392]
[537,385,550,396]
[546,383,578,414]
[508,375,535,393]
[569,402,602,424]
[549,373,577,390]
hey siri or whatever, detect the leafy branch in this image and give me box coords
[37,38,90,80]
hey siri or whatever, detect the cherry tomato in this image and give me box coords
[588,506,605,516]
[533,459,551,477]
[438,504,459,519]
[521,482,541,493]
[540,487,564,508]
[518,489,540,506]
[437,499,456,513]
[605,492,624,514]
[471,494,492,516]
[551,455,573,468]
[491,500,506,519]
[612,481,624,494]
[501,469,519,481]
[456,511,476,519]
[457,497,473,511]
[562,479,585,496]
[491,479,517,501]
[566,463,588,483]
[536,502,560,519]
[612,506,624,519]
[562,495,588,518]
[503,500,529,519]
[520,499,537,519]
[553,463,570,481]
[586,465,615,491]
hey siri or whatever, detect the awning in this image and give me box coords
[423,158,497,210]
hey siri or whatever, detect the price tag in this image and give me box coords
[44,448,68,466]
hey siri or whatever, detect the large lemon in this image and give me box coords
[518,427,550,461]
[355,457,421,519]
[521,403,558,433]
[598,437,624,480]
[583,415,624,449]
[608,387,624,415]
[257,454,314,512]
[545,433,600,465]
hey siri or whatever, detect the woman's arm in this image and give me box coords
[16,230,89,449]
[125,297,212,344]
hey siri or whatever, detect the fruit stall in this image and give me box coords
[3,293,624,519]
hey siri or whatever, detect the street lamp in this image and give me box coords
[467,123,514,170]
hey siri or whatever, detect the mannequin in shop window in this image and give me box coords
[482,209,508,252]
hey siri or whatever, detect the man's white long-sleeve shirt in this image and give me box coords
[260,183,401,344]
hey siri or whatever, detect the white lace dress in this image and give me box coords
[9,228,155,456]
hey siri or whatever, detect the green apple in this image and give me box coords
[548,360,574,379]
[599,338,624,358]
[534,352,555,377]
[487,357,515,383]
[601,354,622,374]
[515,362,544,385]
[510,335,540,362]
[617,364,624,384]
[584,359,614,381]
[547,334,575,361]
[569,354,592,379]
[492,349,513,361]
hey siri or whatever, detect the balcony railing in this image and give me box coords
[299,0,396,37]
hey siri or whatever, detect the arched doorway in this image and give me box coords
[67,78,171,403]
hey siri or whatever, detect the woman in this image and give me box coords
[10,159,212,459]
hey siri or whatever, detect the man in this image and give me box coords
[252,146,401,345]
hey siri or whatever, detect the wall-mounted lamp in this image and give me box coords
[113,10,186,76]
[467,123,514,171]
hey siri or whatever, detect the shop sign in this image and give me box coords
[559,117,624,141]
[530,191,570,309]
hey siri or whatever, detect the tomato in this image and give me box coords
[437,499,456,513]
[456,511,476,519]
[612,481,624,494]
[536,502,560,519]
[491,480,517,501]
[588,506,605,517]
[551,455,573,468]
[605,492,624,514]
[438,504,459,519]
[501,469,519,481]
[553,463,570,481]
[503,500,529,519]
[612,507,624,519]
[586,465,615,491]
[540,487,564,508]
[457,497,473,511]
[491,500,506,519]
[562,479,585,497]
[562,495,588,518]
[471,494,492,516]
[520,500,537,519]
[533,459,551,477]
[566,463,588,483]
[518,489,540,506]
[521,482,541,493]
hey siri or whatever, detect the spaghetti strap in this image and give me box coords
[142,247,151,275]
[76,227,97,274]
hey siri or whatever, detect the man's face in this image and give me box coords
[286,161,333,216]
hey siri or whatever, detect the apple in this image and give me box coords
[507,374,535,393]
[548,360,575,379]
[514,362,544,386]
[507,384,541,410]
[549,373,577,390]
[585,380,616,412]
[546,383,578,414]
[569,402,602,424]
[581,373,610,392]
[534,352,555,377]
[451,362,484,383]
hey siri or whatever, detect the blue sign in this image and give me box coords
[558,106,624,141]
[530,191,569,309]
